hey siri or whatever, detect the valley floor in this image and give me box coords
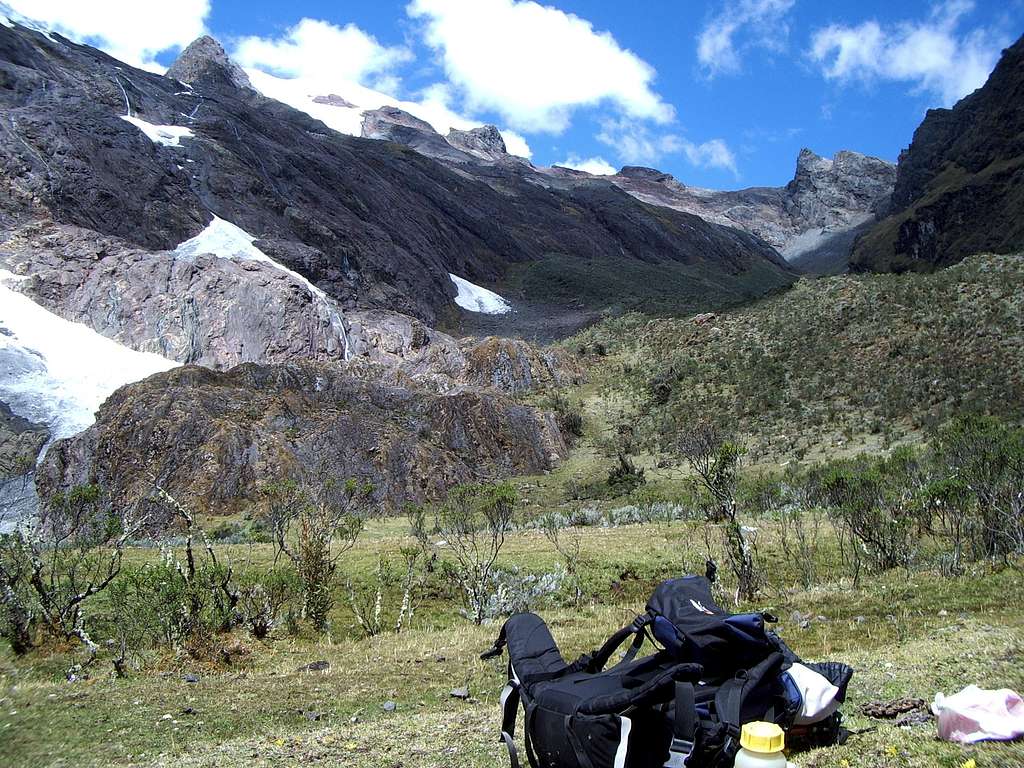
[2,519,1022,768]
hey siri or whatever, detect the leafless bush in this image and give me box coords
[540,511,584,607]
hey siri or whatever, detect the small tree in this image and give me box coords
[0,484,148,659]
[413,483,517,624]
[261,476,371,633]
[820,449,922,573]
[673,420,759,603]
[540,511,585,607]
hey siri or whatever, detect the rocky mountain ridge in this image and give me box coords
[851,34,1024,271]
[358,105,895,275]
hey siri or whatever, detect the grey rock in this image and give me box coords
[450,687,470,700]
[311,94,356,108]
[383,701,397,712]
[167,35,252,90]
[298,660,330,673]
[301,710,325,721]
[446,125,507,160]
[182,673,199,683]
[610,149,896,274]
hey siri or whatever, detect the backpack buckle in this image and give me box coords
[663,737,694,766]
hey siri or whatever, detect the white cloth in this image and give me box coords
[785,663,842,725]
[933,685,1024,743]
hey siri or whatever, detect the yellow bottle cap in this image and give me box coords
[740,721,785,754]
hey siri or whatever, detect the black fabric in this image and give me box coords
[646,576,778,680]
[485,576,853,768]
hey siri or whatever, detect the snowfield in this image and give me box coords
[0,272,179,444]
[449,273,512,314]
[244,68,532,159]
[120,115,194,147]
[174,216,351,359]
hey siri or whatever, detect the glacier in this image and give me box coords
[449,273,512,314]
[0,272,179,445]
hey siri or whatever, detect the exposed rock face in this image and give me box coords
[0,400,47,481]
[0,221,351,368]
[38,363,568,515]
[609,150,896,273]
[166,35,252,90]
[851,35,1024,272]
[446,125,508,161]
[311,94,356,108]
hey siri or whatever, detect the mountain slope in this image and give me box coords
[0,23,795,327]
[851,34,1024,272]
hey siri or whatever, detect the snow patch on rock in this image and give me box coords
[449,274,512,315]
[120,115,194,147]
[0,272,179,444]
[245,68,531,159]
[174,216,351,358]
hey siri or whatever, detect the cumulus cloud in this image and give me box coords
[407,0,673,133]
[697,0,795,77]
[556,156,618,175]
[809,1,1007,104]
[4,0,209,70]
[234,18,412,88]
[597,118,738,175]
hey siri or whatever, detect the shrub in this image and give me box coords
[261,476,372,633]
[413,482,517,625]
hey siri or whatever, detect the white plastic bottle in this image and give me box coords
[733,721,787,767]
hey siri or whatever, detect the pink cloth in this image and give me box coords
[933,685,1024,743]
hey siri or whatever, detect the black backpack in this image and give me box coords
[481,575,852,768]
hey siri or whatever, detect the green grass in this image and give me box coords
[2,517,1022,768]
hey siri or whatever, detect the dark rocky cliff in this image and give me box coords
[851,35,1024,272]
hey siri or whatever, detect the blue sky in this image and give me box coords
[12,0,1024,189]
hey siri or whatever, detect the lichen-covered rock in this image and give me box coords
[37,362,568,515]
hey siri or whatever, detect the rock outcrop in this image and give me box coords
[0,401,47,481]
[446,125,508,161]
[609,150,896,274]
[0,221,352,368]
[166,35,252,90]
[851,34,1024,272]
[38,363,568,515]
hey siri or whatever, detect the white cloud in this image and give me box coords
[596,118,738,175]
[4,0,209,70]
[556,156,617,175]
[809,1,1007,104]
[697,0,795,77]
[407,0,673,133]
[234,18,412,87]
[681,139,738,174]
[235,20,531,159]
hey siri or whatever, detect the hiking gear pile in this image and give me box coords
[481,575,853,768]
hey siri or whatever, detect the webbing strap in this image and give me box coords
[619,626,647,666]
[500,683,521,768]
[673,681,697,742]
[564,715,597,768]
